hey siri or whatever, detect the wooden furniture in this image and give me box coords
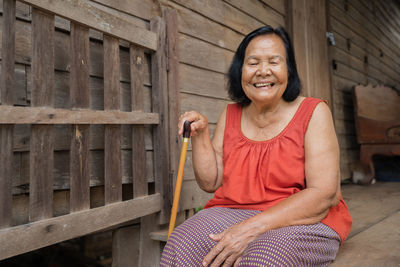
[353,84,400,184]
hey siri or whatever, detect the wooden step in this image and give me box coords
[149,229,168,242]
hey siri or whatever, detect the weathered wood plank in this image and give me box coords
[0,126,13,228]
[70,23,90,212]
[259,0,285,15]
[0,193,161,260]
[0,18,152,86]
[165,8,180,198]
[13,150,156,195]
[29,8,54,222]
[104,35,122,204]
[166,1,243,52]
[224,0,284,27]
[180,93,229,124]
[91,0,156,21]
[151,16,170,224]
[130,46,147,198]
[291,0,331,103]
[329,1,400,72]
[179,34,234,74]
[0,106,159,124]
[1,0,16,105]
[111,224,140,267]
[179,64,229,99]
[0,0,15,229]
[19,0,157,51]
[169,0,265,35]
[138,214,160,266]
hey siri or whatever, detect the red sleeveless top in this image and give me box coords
[204,97,352,242]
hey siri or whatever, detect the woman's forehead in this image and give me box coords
[245,34,286,57]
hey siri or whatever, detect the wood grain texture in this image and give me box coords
[151,16,170,224]
[290,0,332,104]
[69,23,90,212]
[130,46,147,198]
[165,8,180,199]
[29,8,54,222]
[0,106,159,124]
[138,214,160,266]
[0,0,15,229]
[0,193,161,261]
[1,0,16,105]
[19,0,157,51]
[111,225,140,267]
[104,35,122,204]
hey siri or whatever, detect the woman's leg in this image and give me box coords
[238,223,340,267]
[160,207,260,267]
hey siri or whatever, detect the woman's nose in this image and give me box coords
[256,62,271,76]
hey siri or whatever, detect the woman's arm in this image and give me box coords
[203,102,342,266]
[178,107,226,193]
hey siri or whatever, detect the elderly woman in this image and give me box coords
[161,26,352,266]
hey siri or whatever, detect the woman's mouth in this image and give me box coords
[253,82,275,89]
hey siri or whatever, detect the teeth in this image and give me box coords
[254,83,273,87]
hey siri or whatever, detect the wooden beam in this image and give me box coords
[19,0,157,51]
[165,8,180,193]
[0,193,161,260]
[0,0,15,229]
[69,23,90,212]
[0,106,159,124]
[151,16,171,224]
[29,8,54,222]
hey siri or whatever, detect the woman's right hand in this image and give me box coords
[178,111,209,137]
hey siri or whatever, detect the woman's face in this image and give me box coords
[241,34,288,105]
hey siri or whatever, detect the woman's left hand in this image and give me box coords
[202,222,258,267]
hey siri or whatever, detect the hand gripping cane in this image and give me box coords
[168,120,191,239]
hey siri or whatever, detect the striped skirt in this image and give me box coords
[161,207,340,266]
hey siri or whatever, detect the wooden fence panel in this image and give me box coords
[0,0,15,229]
[29,8,54,222]
[104,35,122,204]
[69,23,90,212]
[19,0,157,51]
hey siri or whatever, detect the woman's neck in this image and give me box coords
[246,99,286,126]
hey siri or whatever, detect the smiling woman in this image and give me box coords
[161,26,352,267]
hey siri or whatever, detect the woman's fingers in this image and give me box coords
[177,111,208,136]
[202,243,223,266]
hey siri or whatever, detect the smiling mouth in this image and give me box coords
[253,82,275,88]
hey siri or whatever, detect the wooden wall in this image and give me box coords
[0,0,287,264]
[327,0,400,179]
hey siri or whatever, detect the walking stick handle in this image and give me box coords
[183,120,191,138]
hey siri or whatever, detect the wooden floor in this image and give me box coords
[331,181,400,266]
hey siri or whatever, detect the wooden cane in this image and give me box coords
[168,120,191,239]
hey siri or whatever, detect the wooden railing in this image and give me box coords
[0,0,173,260]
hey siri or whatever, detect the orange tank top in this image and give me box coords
[204,97,352,242]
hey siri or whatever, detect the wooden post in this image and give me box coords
[150,16,170,225]
[288,0,332,105]
[104,35,122,204]
[165,8,180,195]
[70,22,90,212]
[0,0,15,229]
[29,8,55,222]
